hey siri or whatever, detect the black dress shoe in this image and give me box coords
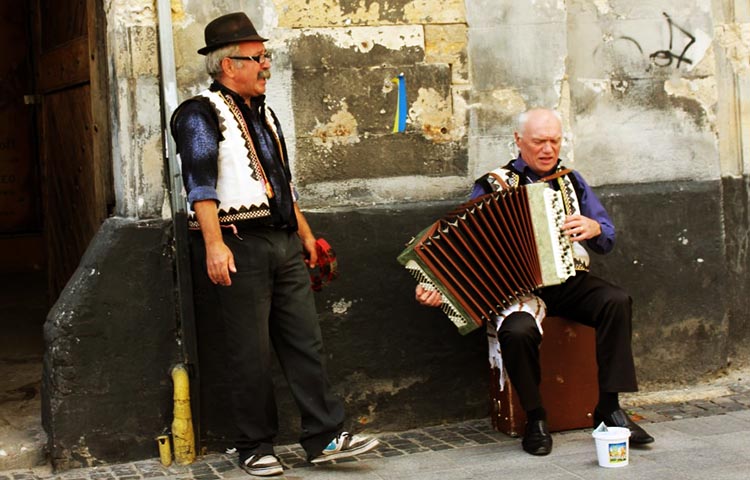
[594,408,654,445]
[522,419,552,455]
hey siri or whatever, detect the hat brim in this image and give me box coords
[197,34,268,55]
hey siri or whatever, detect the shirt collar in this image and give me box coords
[209,81,266,109]
[512,154,561,181]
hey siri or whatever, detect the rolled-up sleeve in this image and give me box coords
[170,100,221,207]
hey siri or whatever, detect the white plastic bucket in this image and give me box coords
[592,426,630,468]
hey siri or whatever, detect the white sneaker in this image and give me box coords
[240,454,283,476]
[310,431,379,464]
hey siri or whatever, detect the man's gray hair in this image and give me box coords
[515,109,562,137]
[205,44,242,79]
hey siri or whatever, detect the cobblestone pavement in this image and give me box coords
[2,384,749,480]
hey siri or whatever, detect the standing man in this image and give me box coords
[171,12,378,477]
[416,108,654,456]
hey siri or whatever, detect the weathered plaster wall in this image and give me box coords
[170,0,472,207]
[566,2,720,185]
[106,1,168,219]
[465,0,569,180]
[464,0,726,187]
[116,0,748,212]
[713,1,750,177]
[278,0,470,206]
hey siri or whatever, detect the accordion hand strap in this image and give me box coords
[488,172,510,190]
[537,168,573,183]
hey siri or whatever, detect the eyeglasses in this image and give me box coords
[227,52,272,64]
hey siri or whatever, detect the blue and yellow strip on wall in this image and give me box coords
[392,73,407,133]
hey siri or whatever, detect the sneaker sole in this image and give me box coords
[310,438,380,464]
[240,463,284,477]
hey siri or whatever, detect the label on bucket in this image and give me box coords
[593,426,630,468]
[608,442,628,463]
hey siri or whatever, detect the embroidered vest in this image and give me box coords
[187,89,287,228]
[484,164,591,272]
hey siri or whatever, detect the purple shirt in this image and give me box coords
[471,156,615,255]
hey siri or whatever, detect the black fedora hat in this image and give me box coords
[198,12,268,55]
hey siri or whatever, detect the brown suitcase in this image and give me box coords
[489,316,598,436]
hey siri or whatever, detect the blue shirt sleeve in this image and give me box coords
[469,182,487,201]
[572,171,615,254]
[170,99,221,207]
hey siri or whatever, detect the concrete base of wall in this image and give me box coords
[42,218,181,470]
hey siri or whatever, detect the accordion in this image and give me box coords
[398,182,575,334]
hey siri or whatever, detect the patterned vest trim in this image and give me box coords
[187,89,286,228]
[485,164,591,272]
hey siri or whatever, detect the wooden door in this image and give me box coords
[32,0,112,299]
[0,1,45,272]
[0,1,38,234]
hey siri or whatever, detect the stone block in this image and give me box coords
[466,0,565,27]
[294,134,466,184]
[424,24,469,84]
[289,27,425,70]
[291,61,467,184]
[277,0,466,28]
[469,24,567,94]
[571,101,719,186]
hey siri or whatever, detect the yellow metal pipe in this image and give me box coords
[156,435,172,467]
[171,364,196,465]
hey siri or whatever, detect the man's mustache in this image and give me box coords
[258,70,271,80]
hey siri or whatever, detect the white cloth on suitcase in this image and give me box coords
[486,295,546,390]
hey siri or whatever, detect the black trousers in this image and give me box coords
[498,272,638,412]
[190,228,345,458]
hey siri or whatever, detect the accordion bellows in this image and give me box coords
[398,183,575,334]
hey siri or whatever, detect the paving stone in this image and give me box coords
[426,444,453,451]
[3,392,750,480]
[380,450,405,458]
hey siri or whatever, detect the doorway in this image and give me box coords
[0,0,112,469]
[0,0,47,470]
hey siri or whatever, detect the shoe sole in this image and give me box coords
[310,438,380,464]
[240,462,284,477]
[596,427,655,446]
[523,444,552,456]
[594,418,655,446]
[631,437,655,445]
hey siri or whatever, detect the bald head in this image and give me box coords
[514,109,563,176]
[516,109,562,139]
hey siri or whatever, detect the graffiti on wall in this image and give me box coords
[594,12,699,72]
[649,13,696,69]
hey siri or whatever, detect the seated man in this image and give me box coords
[415,108,654,456]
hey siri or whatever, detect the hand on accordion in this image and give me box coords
[415,284,442,307]
[562,214,601,242]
